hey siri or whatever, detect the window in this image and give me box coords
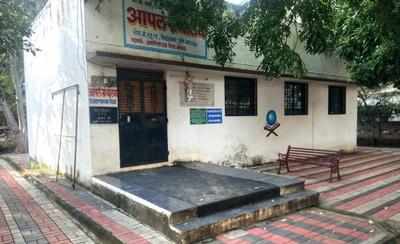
[225,76,257,116]
[284,82,308,115]
[329,86,346,114]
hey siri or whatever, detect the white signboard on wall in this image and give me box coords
[89,76,118,108]
[179,82,215,107]
[123,0,207,59]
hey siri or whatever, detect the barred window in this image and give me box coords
[285,82,308,115]
[225,77,257,116]
[329,86,346,114]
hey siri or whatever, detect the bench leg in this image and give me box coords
[278,160,282,174]
[278,160,289,174]
[336,162,341,181]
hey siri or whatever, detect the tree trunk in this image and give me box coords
[9,53,28,153]
[0,97,18,131]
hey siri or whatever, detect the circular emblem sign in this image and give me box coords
[266,110,277,126]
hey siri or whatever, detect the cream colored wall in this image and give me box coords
[167,71,357,165]
[24,0,92,183]
[87,63,121,175]
[87,62,357,172]
[84,0,350,81]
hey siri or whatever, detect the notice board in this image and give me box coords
[190,108,223,125]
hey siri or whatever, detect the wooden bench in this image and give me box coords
[278,146,342,182]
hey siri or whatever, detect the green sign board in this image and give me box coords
[190,109,207,124]
[190,108,223,125]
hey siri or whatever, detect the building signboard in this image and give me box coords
[123,0,207,59]
[89,76,119,124]
[207,109,223,124]
[90,107,118,124]
[190,108,223,125]
[89,76,118,108]
[180,82,215,107]
[89,87,118,107]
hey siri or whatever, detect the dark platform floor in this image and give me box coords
[93,162,314,243]
[96,164,285,216]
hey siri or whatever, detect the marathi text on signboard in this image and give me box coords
[90,107,118,124]
[180,82,215,107]
[89,76,118,108]
[123,0,207,59]
[89,76,119,124]
[89,87,118,107]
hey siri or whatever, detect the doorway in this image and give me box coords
[117,69,168,167]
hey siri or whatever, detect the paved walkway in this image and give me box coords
[252,148,400,225]
[2,154,395,244]
[212,208,388,244]
[0,158,95,244]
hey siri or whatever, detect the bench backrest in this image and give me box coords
[286,146,340,161]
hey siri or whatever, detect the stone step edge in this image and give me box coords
[26,176,127,244]
[91,173,304,226]
[172,190,319,244]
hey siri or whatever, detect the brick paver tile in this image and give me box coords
[0,159,95,244]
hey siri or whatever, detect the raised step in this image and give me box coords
[91,163,314,243]
[172,190,319,244]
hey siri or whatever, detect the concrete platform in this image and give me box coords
[92,162,319,243]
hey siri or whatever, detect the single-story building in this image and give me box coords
[24,0,358,185]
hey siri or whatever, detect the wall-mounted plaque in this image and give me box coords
[89,76,118,108]
[90,107,118,124]
[190,109,207,125]
[89,87,118,107]
[190,108,223,125]
[206,109,223,124]
[180,82,215,107]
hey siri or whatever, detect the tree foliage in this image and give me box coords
[334,0,400,88]
[146,0,400,86]
[151,0,335,78]
[0,0,38,111]
[0,0,37,58]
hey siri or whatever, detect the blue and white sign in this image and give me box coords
[207,109,223,124]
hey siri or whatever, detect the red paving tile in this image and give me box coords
[217,235,251,244]
[0,168,72,244]
[336,180,400,210]
[290,153,396,178]
[307,161,400,190]
[44,180,150,244]
[373,200,400,220]
[307,158,400,186]
[216,208,386,244]
[0,217,13,244]
[321,167,400,199]
[248,227,297,244]
[252,149,400,227]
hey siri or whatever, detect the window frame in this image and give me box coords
[224,76,258,117]
[284,81,309,116]
[328,85,346,115]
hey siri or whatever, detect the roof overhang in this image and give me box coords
[88,51,355,84]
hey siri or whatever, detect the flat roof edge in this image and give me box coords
[90,51,355,84]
